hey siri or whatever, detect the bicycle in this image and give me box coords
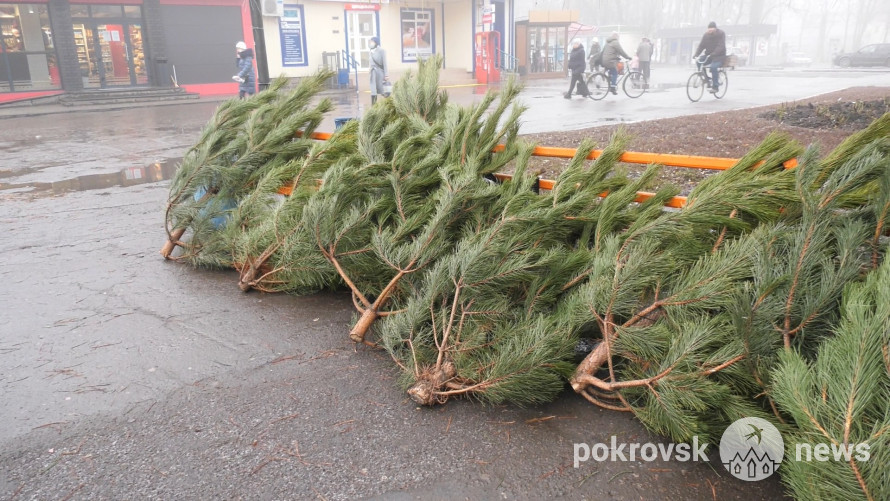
[585,60,647,101]
[687,54,728,102]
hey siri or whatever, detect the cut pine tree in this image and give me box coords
[304,58,531,343]
[162,72,335,266]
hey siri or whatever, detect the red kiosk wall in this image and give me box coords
[474,31,500,84]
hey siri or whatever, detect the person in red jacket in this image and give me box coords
[693,21,727,93]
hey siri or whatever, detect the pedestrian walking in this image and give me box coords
[588,39,602,72]
[233,41,256,99]
[564,39,589,99]
[368,36,389,105]
[637,37,653,83]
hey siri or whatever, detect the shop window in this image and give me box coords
[400,8,433,63]
[0,4,60,92]
[91,5,124,18]
[70,5,90,18]
[124,6,142,18]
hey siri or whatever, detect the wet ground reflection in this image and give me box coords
[0,159,179,195]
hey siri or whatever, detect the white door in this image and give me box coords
[346,11,377,71]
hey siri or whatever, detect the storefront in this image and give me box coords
[0,3,58,93]
[656,24,778,66]
[1,0,248,102]
[70,3,147,88]
[261,0,515,84]
[1,0,519,103]
[514,10,578,78]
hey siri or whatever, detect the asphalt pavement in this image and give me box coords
[1,64,887,500]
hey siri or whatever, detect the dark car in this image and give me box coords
[832,43,890,67]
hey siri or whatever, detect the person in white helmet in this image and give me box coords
[233,41,256,98]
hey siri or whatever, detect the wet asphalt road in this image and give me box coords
[1,66,887,499]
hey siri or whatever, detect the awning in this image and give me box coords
[568,22,598,38]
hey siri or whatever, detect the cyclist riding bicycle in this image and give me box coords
[602,31,631,95]
[693,21,726,94]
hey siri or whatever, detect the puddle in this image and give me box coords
[0,159,179,195]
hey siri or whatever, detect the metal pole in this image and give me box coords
[249,0,271,91]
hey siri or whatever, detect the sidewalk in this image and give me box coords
[0,67,485,120]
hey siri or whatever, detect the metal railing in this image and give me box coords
[496,48,518,73]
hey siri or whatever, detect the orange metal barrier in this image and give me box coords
[285,131,799,208]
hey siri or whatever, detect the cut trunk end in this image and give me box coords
[238,265,257,292]
[349,308,378,343]
[407,362,457,406]
[570,341,609,392]
[160,227,187,259]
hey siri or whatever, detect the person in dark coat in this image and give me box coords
[564,39,589,99]
[693,21,727,93]
[588,39,602,72]
[601,32,631,94]
[233,41,256,98]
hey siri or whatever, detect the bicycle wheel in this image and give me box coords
[586,72,609,100]
[686,72,705,102]
[622,71,646,98]
[714,69,728,99]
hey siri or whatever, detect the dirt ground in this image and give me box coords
[521,86,890,193]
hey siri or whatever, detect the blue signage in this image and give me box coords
[280,5,308,67]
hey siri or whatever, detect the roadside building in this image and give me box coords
[1,0,516,103]
[656,23,777,66]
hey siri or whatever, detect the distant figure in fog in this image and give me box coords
[233,41,256,98]
[588,39,602,72]
[636,37,653,82]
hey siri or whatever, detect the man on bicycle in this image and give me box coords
[693,21,726,93]
[602,32,631,95]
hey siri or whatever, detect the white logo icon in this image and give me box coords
[719,417,784,481]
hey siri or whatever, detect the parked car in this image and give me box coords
[832,43,890,67]
[724,47,748,69]
[785,51,813,66]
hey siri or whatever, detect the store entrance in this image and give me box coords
[74,21,146,88]
[345,10,377,71]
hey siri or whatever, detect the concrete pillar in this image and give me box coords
[142,0,170,87]
[47,0,82,91]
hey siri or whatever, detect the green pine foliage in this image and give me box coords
[231,120,360,292]
[163,73,335,265]
[562,134,803,442]
[733,135,890,421]
[771,254,890,501]
[162,62,890,501]
[302,57,531,342]
[377,135,660,405]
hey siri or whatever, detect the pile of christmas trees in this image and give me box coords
[163,59,889,500]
